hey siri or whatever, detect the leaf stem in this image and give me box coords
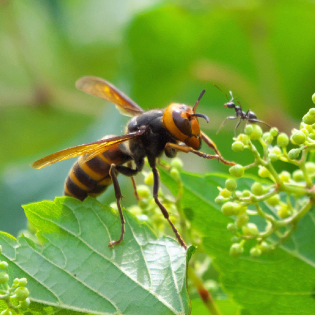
[188,266,222,315]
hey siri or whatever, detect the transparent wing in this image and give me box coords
[31,131,144,169]
[76,76,144,116]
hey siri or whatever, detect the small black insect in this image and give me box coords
[217,90,270,136]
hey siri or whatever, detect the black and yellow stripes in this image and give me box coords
[64,143,131,201]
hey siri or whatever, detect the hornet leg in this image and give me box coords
[201,131,236,166]
[165,142,235,166]
[150,163,187,250]
[108,160,143,247]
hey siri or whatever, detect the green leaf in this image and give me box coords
[0,197,191,315]
[160,168,315,315]
[191,298,240,315]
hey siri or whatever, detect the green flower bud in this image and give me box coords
[133,211,147,220]
[268,153,279,162]
[229,243,244,257]
[287,148,301,160]
[270,146,282,156]
[304,124,314,133]
[234,190,242,197]
[250,247,262,258]
[232,141,244,152]
[225,178,237,191]
[293,169,304,182]
[220,188,232,198]
[244,124,253,135]
[12,278,20,287]
[270,127,279,137]
[242,223,259,237]
[291,130,306,145]
[262,132,273,144]
[0,261,8,270]
[204,280,219,293]
[236,213,249,227]
[249,124,263,140]
[0,271,9,284]
[170,157,183,170]
[241,190,251,197]
[138,199,149,210]
[144,172,154,185]
[303,113,315,125]
[238,204,247,214]
[227,223,238,234]
[229,164,245,177]
[277,133,289,147]
[17,278,28,287]
[258,166,270,178]
[215,195,227,205]
[301,128,309,137]
[221,202,239,216]
[19,298,31,310]
[277,205,290,218]
[266,194,280,206]
[1,309,12,315]
[260,241,274,254]
[251,182,264,196]
[309,108,315,116]
[231,236,239,243]
[305,162,315,176]
[238,134,250,145]
[312,94,315,105]
[170,167,181,181]
[309,133,315,140]
[279,171,291,182]
[14,286,30,301]
[137,185,151,199]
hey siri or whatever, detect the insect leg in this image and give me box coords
[217,116,237,135]
[165,142,236,166]
[108,162,142,247]
[234,117,243,137]
[201,131,236,166]
[249,119,270,128]
[151,165,187,249]
[127,161,139,201]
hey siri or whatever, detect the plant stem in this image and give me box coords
[188,266,222,315]
[279,199,314,226]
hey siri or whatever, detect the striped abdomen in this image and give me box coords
[64,138,131,201]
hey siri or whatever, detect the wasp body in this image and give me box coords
[64,138,131,200]
[32,76,234,249]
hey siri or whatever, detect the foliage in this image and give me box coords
[1,1,315,314]
[214,106,315,258]
[0,198,191,315]
[0,245,31,314]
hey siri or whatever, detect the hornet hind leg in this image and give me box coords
[108,159,144,247]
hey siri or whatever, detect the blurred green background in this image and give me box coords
[1,0,315,239]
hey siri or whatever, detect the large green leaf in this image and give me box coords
[0,197,192,315]
[160,168,315,315]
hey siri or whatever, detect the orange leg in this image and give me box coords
[165,142,221,161]
[201,131,236,166]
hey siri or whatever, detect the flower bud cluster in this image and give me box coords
[216,103,315,258]
[0,246,30,313]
